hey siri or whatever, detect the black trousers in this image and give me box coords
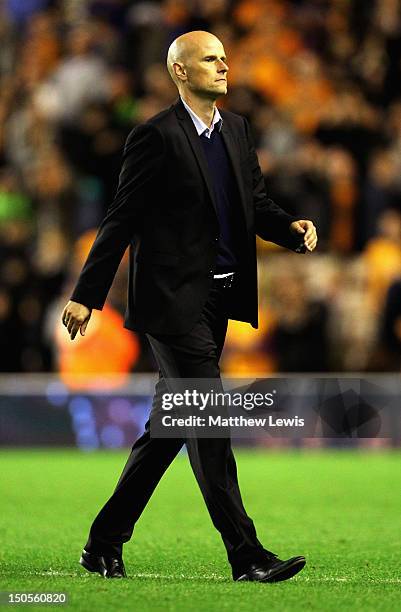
[84,280,270,574]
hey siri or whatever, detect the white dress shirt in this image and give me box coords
[180,97,223,138]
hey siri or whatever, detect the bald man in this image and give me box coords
[63,31,316,582]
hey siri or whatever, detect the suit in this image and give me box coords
[73,98,305,577]
[71,99,304,333]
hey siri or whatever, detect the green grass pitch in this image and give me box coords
[0,449,400,611]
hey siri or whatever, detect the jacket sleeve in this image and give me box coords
[70,122,165,309]
[244,117,306,253]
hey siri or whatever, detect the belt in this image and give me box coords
[213,272,235,288]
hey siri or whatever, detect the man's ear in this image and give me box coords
[173,62,187,82]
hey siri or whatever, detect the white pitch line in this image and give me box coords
[37,571,401,584]
[40,571,227,581]
[300,577,401,584]
[132,573,227,581]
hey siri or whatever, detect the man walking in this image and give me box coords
[62,31,317,582]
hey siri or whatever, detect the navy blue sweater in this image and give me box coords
[200,128,241,272]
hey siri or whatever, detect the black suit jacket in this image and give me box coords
[71,98,305,334]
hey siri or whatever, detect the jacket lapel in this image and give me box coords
[173,99,248,219]
[174,99,218,215]
[220,121,247,218]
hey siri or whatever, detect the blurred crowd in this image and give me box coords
[0,0,401,376]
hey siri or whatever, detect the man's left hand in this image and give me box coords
[290,220,318,252]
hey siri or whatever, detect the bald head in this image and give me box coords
[167,31,221,82]
[166,31,228,98]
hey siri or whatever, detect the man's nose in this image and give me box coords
[217,60,229,73]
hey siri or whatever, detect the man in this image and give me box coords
[62,31,317,583]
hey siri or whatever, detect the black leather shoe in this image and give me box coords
[234,554,306,583]
[79,549,126,578]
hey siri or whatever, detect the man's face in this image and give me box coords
[182,38,229,99]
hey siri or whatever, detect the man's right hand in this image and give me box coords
[62,300,92,340]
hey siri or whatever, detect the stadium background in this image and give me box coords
[0,2,400,610]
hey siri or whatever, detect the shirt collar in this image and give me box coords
[180,96,223,139]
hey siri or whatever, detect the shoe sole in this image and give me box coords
[267,557,306,583]
[236,557,306,583]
